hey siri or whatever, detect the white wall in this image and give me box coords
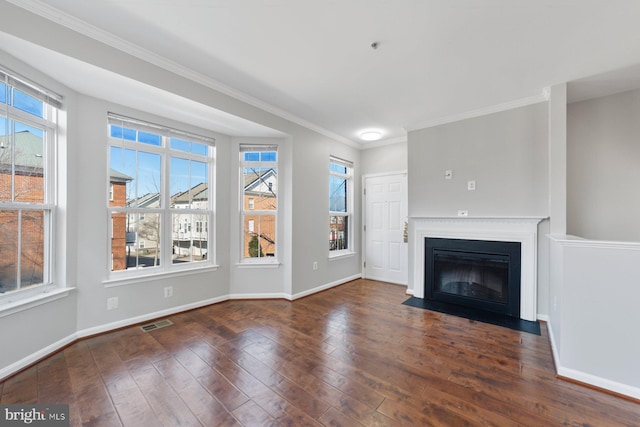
[549,237,640,399]
[567,88,640,241]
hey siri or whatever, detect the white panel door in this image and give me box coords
[364,173,408,284]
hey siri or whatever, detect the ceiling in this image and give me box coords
[5,0,640,147]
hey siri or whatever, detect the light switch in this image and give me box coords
[444,170,453,180]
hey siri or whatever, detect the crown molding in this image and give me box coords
[360,135,408,150]
[404,89,550,133]
[5,0,358,147]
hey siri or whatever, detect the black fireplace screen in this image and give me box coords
[433,250,509,303]
[425,238,521,317]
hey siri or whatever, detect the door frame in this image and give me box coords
[361,170,408,284]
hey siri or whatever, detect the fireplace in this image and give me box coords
[410,217,544,321]
[425,238,521,317]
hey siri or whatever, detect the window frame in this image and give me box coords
[329,156,353,257]
[107,113,216,280]
[0,67,61,302]
[239,144,278,264]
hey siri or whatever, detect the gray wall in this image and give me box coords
[407,103,551,317]
[567,89,640,241]
[361,142,407,176]
[407,103,549,218]
[0,4,363,375]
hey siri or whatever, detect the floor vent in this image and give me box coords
[140,319,173,332]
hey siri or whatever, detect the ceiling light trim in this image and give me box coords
[405,90,550,133]
[5,0,359,148]
[359,130,383,141]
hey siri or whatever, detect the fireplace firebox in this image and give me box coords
[424,238,521,318]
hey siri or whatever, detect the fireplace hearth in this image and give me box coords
[425,237,521,318]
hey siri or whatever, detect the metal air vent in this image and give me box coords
[140,319,173,332]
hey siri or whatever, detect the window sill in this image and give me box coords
[0,287,76,319]
[103,264,220,288]
[236,260,281,269]
[328,251,357,261]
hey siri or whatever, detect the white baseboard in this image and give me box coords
[0,333,78,381]
[0,295,229,381]
[291,274,362,300]
[546,321,640,400]
[76,295,230,339]
[537,314,550,322]
[545,321,561,374]
[228,293,289,300]
[0,276,363,381]
[557,366,640,401]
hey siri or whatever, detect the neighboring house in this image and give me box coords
[171,182,209,261]
[125,192,161,267]
[109,169,132,271]
[0,130,44,292]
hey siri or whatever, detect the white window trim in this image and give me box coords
[107,113,216,280]
[329,156,354,258]
[239,144,278,264]
[0,68,61,303]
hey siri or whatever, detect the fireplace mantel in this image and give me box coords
[409,216,545,321]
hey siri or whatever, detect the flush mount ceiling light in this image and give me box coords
[359,130,383,141]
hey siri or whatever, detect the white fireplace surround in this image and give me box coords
[410,217,545,321]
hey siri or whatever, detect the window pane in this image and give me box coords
[14,122,44,203]
[13,89,44,118]
[125,212,161,269]
[330,162,347,174]
[329,175,347,212]
[138,131,161,146]
[110,146,136,204]
[244,152,259,162]
[170,158,209,209]
[110,125,137,141]
[329,215,348,251]
[260,151,276,162]
[0,209,18,292]
[171,137,208,155]
[243,214,275,258]
[0,121,45,203]
[172,213,207,264]
[111,211,129,271]
[0,82,6,104]
[20,210,44,287]
[0,119,11,202]
[243,167,276,211]
[136,151,162,207]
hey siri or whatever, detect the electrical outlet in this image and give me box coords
[312,261,318,270]
[457,210,469,217]
[107,297,118,310]
[467,180,476,191]
[164,286,173,298]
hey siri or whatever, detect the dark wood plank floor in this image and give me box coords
[2,279,639,426]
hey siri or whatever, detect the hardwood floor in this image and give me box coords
[2,279,639,426]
